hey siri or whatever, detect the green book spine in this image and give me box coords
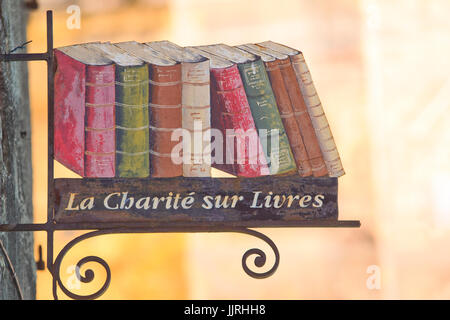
[238,59,297,175]
[115,65,150,177]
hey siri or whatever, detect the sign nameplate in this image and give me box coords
[54,176,338,225]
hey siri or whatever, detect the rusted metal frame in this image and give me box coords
[0,220,360,232]
[0,9,57,295]
[50,227,282,299]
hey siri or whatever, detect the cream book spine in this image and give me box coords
[181,59,211,177]
[290,53,344,177]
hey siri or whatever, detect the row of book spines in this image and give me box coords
[237,60,298,176]
[238,53,330,177]
[194,60,320,177]
[83,65,215,178]
[82,56,336,178]
[84,64,178,178]
[265,57,328,177]
[210,65,270,177]
[212,57,329,177]
[201,48,344,178]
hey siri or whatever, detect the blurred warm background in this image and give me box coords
[28,0,450,299]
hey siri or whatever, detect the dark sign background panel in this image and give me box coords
[54,176,338,226]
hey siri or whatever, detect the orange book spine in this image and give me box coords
[264,59,312,176]
[278,58,328,177]
[149,64,183,177]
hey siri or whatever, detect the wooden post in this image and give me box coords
[0,0,36,300]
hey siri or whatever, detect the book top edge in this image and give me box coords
[257,41,301,56]
[145,41,208,63]
[247,43,289,60]
[114,41,177,66]
[84,42,144,67]
[196,44,257,64]
[187,47,233,69]
[236,44,278,62]
[56,43,113,65]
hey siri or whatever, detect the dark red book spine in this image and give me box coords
[85,65,115,177]
[210,65,269,177]
[54,50,86,176]
[54,50,115,177]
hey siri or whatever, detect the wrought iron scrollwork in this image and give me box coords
[237,229,280,279]
[52,230,113,300]
[50,227,279,299]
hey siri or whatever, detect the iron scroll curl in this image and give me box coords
[238,228,280,279]
[52,229,113,300]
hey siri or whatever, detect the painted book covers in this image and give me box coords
[54,40,344,179]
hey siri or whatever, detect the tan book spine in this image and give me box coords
[290,53,345,177]
[181,59,211,177]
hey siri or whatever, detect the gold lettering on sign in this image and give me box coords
[181,192,195,209]
[63,191,326,212]
[313,195,325,207]
[104,192,120,210]
[299,195,312,208]
[65,193,95,210]
[80,197,94,210]
[65,193,80,210]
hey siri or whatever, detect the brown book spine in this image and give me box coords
[278,58,328,177]
[264,60,312,176]
[149,64,183,177]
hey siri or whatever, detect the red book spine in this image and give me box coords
[211,65,269,177]
[54,50,86,176]
[84,65,115,177]
[210,71,235,175]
